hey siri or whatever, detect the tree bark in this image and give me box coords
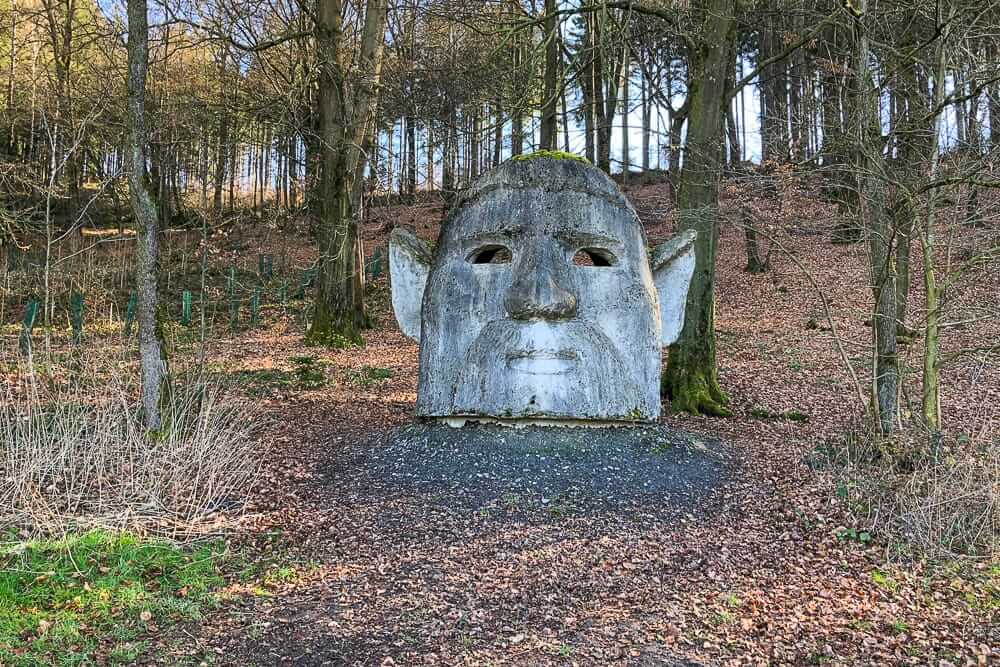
[760,19,788,162]
[511,112,523,157]
[667,98,687,202]
[851,0,898,433]
[991,48,1000,150]
[662,0,736,417]
[492,99,503,167]
[725,42,741,167]
[539,0,558,150]
[307,0,388,347]
[919,3,954,433]
[742,207,769,273]
[579,21,597,164]
[641,73,651,171]
[4,3,16,157]
[471,110,481,179]
[621,51,630,181]
[126,0,168,430]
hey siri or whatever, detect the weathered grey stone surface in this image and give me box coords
[651,229,697,345]
[388,227,432,341]
[389,157,695,423]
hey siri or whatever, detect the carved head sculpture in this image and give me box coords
[389,155,696,424]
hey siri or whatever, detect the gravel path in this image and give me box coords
[326,422,732,521]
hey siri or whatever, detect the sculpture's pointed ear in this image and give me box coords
[389,227,433,341]
[651,229,697,346]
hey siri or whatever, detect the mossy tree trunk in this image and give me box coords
[126,0,168,430]
[306,0,387,347]
[661,0,735,417]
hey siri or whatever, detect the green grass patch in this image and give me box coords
[870,568,899,593]
[749,406,809,423]
[345,365,392,387]
[226,356,332,396]
[0,529,227,666]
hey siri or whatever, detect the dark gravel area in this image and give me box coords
[324,421,733,521]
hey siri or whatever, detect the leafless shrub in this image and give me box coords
[0,358,262,539]
[893,446,999,559]
[819,428,999,560]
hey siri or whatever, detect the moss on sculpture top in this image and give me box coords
[510,150,589,164]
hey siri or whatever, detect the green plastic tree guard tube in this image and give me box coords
[250,288,260,326]
[181,290,192,326]
[19,298,39,355]
[70,292,84,345]
[124,293,137,336]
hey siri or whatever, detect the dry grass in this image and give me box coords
[819,429,999,559]
[893,445,999,558]
[0,354,262,539]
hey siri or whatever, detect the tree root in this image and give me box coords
[662,369,731,417]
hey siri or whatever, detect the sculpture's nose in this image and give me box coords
[504,250,577,321]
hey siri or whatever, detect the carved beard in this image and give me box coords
[451,320,641,420]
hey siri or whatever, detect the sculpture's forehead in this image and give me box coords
[443,186,640,243]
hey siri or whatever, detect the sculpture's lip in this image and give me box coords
[506,349,579,375]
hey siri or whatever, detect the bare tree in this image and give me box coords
[126,0,167,430]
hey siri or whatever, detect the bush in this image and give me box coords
[815,428,999,559]
[893,447,999,558]
[1,360,262,539]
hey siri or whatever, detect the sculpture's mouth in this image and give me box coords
[506,349,579,375]
[451,318,640,419]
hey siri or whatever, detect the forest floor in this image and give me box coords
[5,176,999,665]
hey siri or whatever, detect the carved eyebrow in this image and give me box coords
[556,230,623,249]
[456,230,514,245]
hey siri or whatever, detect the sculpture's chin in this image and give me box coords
[450,320,644,421]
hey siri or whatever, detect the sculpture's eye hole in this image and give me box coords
[572,248,617,267]
[468,245,512,264]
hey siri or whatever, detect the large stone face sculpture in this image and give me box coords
[390,156,696,424]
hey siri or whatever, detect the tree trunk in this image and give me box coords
[591,10,609,172]
[851,0,898,433]
[579,26,596,164]
[307,0,388,347]
[561,74,571,152]
[471,110,481,179]
[4,4,16,157]
[953,69,967,146]
[991,53,1000,150]
[427,126,435,189]
[405,115,417,198]
[788,12,805,162]
[742,207,769,273]
[621,52,630,181]
[893,200,912,335]
[725,44,741,167]
[641,72,651,171]
[919,4,954,433]
[891,65,925,337]
[667,102,686,201]
[662,0,736,417]
[126,0,168,430]
[492,99,503,167]
[539,0,558,150]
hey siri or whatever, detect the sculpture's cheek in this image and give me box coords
[416,259,514,416]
